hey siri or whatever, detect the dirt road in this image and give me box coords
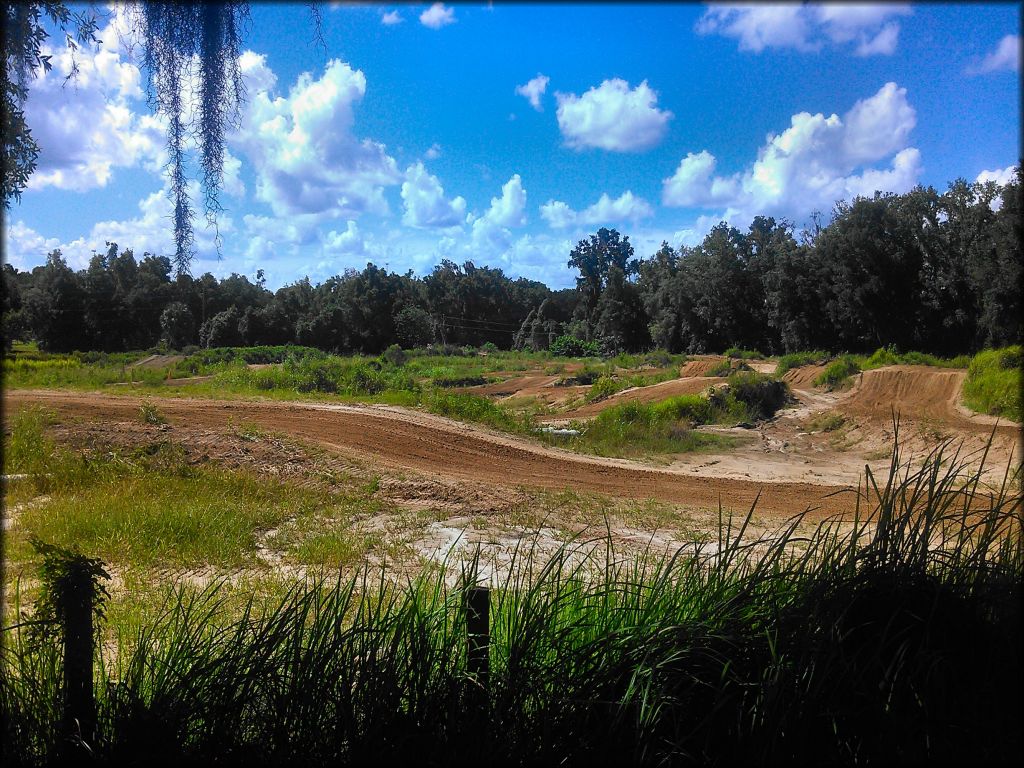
[5,389,859,519]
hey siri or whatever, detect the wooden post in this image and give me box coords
[62,572,96,753]
[465,585,490,691]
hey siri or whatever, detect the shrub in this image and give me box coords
[549,335,600,358]
[963,346,1022,422]
[724,347,764,360]
[774,351,829,377]
[586,376,621,403]
[139,402,167,425]
[726,371,790,420]
[814,356,860,390]
[383,344,407,367]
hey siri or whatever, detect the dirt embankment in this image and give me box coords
[838,366,1019,436]
[4,390,858,520]
[679,357,727,377]
[782,365,827,390]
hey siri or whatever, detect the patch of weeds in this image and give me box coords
[139,401,167,425]
[774,351,830,376]
[962,346,1022,422]
[805,412,847,433]
[814,356,860,390]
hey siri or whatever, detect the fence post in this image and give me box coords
[62,569,96,752]
[465,585,490,692]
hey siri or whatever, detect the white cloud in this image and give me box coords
[555,79,672,152]
[976,165,1017,187]
[540,191,654,229]
[466,174,528,254]
[697,4,911,56]
[483,174,527,228]
[3,221,63,270]
[323,221,366,255]
[539,200,577,229]
[401,162,467,229]
[663,82,922,225]
[21,20,164,192]
[381,10,403,26]
[232,56,401,219]
[515,74,550,111]
[967,35,1021,75]
[855,22,900,56]
[420,3,455,29]
[424,143,442,160]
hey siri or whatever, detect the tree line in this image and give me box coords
[2,170,1019,357]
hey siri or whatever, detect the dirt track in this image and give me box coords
[4,389,858,519]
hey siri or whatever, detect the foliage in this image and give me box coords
[724,346,763,359]
[774,350,830,376]
[549,334,600,358]
[138,402,167,425]
[814,356,861,390]
[962,346,1022,422]
[722,371,790,420]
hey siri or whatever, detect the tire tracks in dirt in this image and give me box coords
[5,389,859,520]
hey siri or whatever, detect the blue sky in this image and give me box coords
[5,2,1020,290]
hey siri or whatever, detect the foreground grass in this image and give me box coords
[2,432,1020,766]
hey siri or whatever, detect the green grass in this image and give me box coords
[551,373,788,459]
[774,350,830,376]
[724,346,764,359]
[814,355,861,390]
[3,432,1020,766]
[856,345,971,370]
[962,346,1022,422]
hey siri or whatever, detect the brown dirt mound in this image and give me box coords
[838,365,1019,435]
[463,374,561,397]
[551,377,727,421]
[679,357,727,377]
[4,390,857,519]
[783,365,828,390]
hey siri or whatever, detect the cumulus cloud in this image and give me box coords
[967,35,1021,75]
[555,79,672,152]
[466,174,528,253]
[381,10,403,26]
[420,3,455,29]
[232,55,401,219]
[323,221,367,255]
[975,165,1018,187]
[424,143,442,160]
[21,15,164,192]
[697,3,911,56]
[540,191,654,229]
[515,74,550,111]
[401,162,467,229]
[7,176,232,272]
[663,82,922,224]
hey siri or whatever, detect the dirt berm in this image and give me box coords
[5,389,859,520]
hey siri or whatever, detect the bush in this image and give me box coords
[549,335,600,358]
[814,356,861,390]
[585,375,620,403]
[725,371,790,420]
[774,351,829,377]
[963,346,1022,422]
[383,344,407,367]
[725,347,764,360]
